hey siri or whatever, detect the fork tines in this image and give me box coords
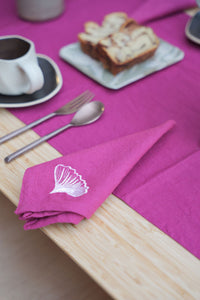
[69,90,94,109]
[57,90,95,114]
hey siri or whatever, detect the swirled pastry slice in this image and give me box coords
[78,12,130,59]
[98,20,159,75]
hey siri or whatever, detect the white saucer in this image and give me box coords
[0,54,63,108]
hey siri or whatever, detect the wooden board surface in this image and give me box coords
[0,105,200,300]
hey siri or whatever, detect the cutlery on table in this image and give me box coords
[5,101,104,163]
[0,90,94,145]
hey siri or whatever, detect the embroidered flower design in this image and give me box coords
[50,164,89,197]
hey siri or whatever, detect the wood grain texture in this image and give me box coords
[0,103,200,300]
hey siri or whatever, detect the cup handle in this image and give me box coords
[18,60,44,94]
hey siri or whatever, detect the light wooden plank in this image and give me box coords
[0,106,200,300]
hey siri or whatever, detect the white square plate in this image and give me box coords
[59,40,184,90]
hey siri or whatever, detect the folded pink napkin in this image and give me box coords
[15,120,175,230]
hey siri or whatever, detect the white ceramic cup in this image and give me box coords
[0,35,44,95]
[17,0,65,22]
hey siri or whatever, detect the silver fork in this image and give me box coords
[0,90,94,145]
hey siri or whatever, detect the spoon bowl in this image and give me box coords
[71,101,104,126]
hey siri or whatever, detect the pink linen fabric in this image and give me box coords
[16,121,175,230]
[118,150,200,258]
[0,0,200,258]
[131,0,196,23]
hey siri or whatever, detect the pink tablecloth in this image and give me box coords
[1,0,200,258]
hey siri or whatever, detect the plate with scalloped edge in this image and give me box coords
[59,39,184,90]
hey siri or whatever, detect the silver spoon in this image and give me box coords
[5,101,104,163]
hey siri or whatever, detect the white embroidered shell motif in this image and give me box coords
[50,164,89,197]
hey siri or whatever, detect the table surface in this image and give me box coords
[1,9,200,300]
